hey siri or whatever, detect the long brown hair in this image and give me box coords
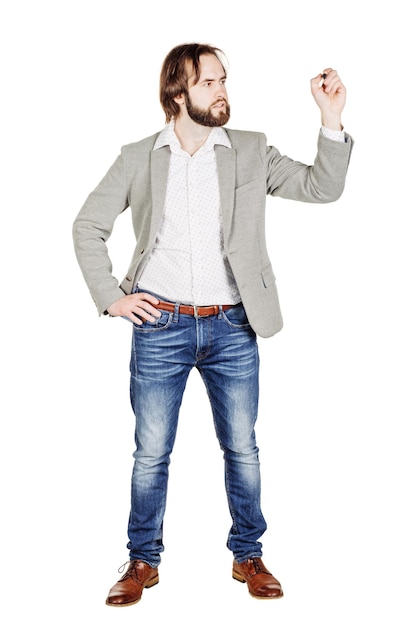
[159,43,227,122]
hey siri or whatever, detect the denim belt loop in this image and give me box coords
[173,302,180,323]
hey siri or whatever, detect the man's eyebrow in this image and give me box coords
[198,74,227,83]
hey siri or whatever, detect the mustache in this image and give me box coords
[212,97,227,104]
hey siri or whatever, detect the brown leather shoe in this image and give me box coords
[232,557,283,599]
[106,560,159,607]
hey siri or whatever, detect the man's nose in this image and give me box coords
[216,82,227,97]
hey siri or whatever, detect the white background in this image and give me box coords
[1,1,416,624]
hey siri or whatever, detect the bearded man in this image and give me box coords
[73,42,353,606]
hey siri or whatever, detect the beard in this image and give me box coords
[184,92,230,127]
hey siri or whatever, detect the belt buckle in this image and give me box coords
[194,305,211,318]
[195,305,218,318]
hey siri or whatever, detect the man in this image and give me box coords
[73,43,352,606]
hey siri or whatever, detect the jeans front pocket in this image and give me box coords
[133,309,172,332]
[222,303,252,329]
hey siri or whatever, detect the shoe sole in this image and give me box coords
[105,575,159,607]
[232,571,283,600]
[232,571,246,583]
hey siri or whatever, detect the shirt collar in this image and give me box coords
[153,119,231,152]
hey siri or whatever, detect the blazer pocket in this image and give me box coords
[261,263,276,288]
[235,179,259,196]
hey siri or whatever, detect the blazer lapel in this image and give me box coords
[150,146,171,241]
[215,144,236,242]
[149,143,236,243]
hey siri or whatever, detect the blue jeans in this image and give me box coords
[127,299,267,567]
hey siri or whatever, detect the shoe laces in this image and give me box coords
[249,558,270,576]
[117,561,141,583]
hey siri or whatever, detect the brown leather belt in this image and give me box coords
[156,299,234,317]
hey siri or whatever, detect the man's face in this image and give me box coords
[184,54,230,127]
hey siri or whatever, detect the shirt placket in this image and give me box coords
[187,155,206,305]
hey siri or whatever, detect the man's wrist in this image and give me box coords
[321,114,343,131]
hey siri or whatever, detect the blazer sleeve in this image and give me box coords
[72,150,129,315]
[265,131,353,203]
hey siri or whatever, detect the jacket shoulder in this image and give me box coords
[118,132,163,176]
[224,128,267,149]
[121,132,161,155]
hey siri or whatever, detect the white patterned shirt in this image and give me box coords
[137,121,241,305]
[137,122,345,305]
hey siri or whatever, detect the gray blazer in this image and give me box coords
[73,128,353,338]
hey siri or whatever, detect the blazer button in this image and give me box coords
[126,276,132,282]
[140,249,144,254]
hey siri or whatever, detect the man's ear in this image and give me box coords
[173,93,185,105]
